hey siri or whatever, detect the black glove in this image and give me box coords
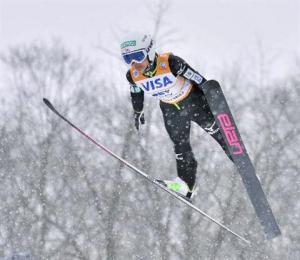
[134,111,145,130]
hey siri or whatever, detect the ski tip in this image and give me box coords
[43,98,50,106]
[43,98,56,112]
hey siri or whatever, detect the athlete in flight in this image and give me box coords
[121,32,232,199]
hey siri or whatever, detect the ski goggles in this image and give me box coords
[122,49,147,65]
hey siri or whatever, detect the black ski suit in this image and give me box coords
[126,53,232,190]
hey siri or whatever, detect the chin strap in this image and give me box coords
[143,54,158,77]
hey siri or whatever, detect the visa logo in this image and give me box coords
[141,76,173,91]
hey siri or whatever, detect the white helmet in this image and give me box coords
[120,32,155,65]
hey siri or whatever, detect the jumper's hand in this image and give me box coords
[134,111,145,131]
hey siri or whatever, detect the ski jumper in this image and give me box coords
[126,53,232,189]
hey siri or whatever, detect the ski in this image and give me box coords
[43,98,250,245]
[201,80,281,239]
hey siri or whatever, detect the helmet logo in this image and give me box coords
[121,40,136,49]
[142,35,147,41]
[123,48,131,53]
[145,39,153,53]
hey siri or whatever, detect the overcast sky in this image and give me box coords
[0,0,299,83]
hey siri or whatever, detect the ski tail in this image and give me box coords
[201,80,281,239]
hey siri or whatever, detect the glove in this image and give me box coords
[134,111,145,130]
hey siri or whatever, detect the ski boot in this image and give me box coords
[156,177,197,202]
